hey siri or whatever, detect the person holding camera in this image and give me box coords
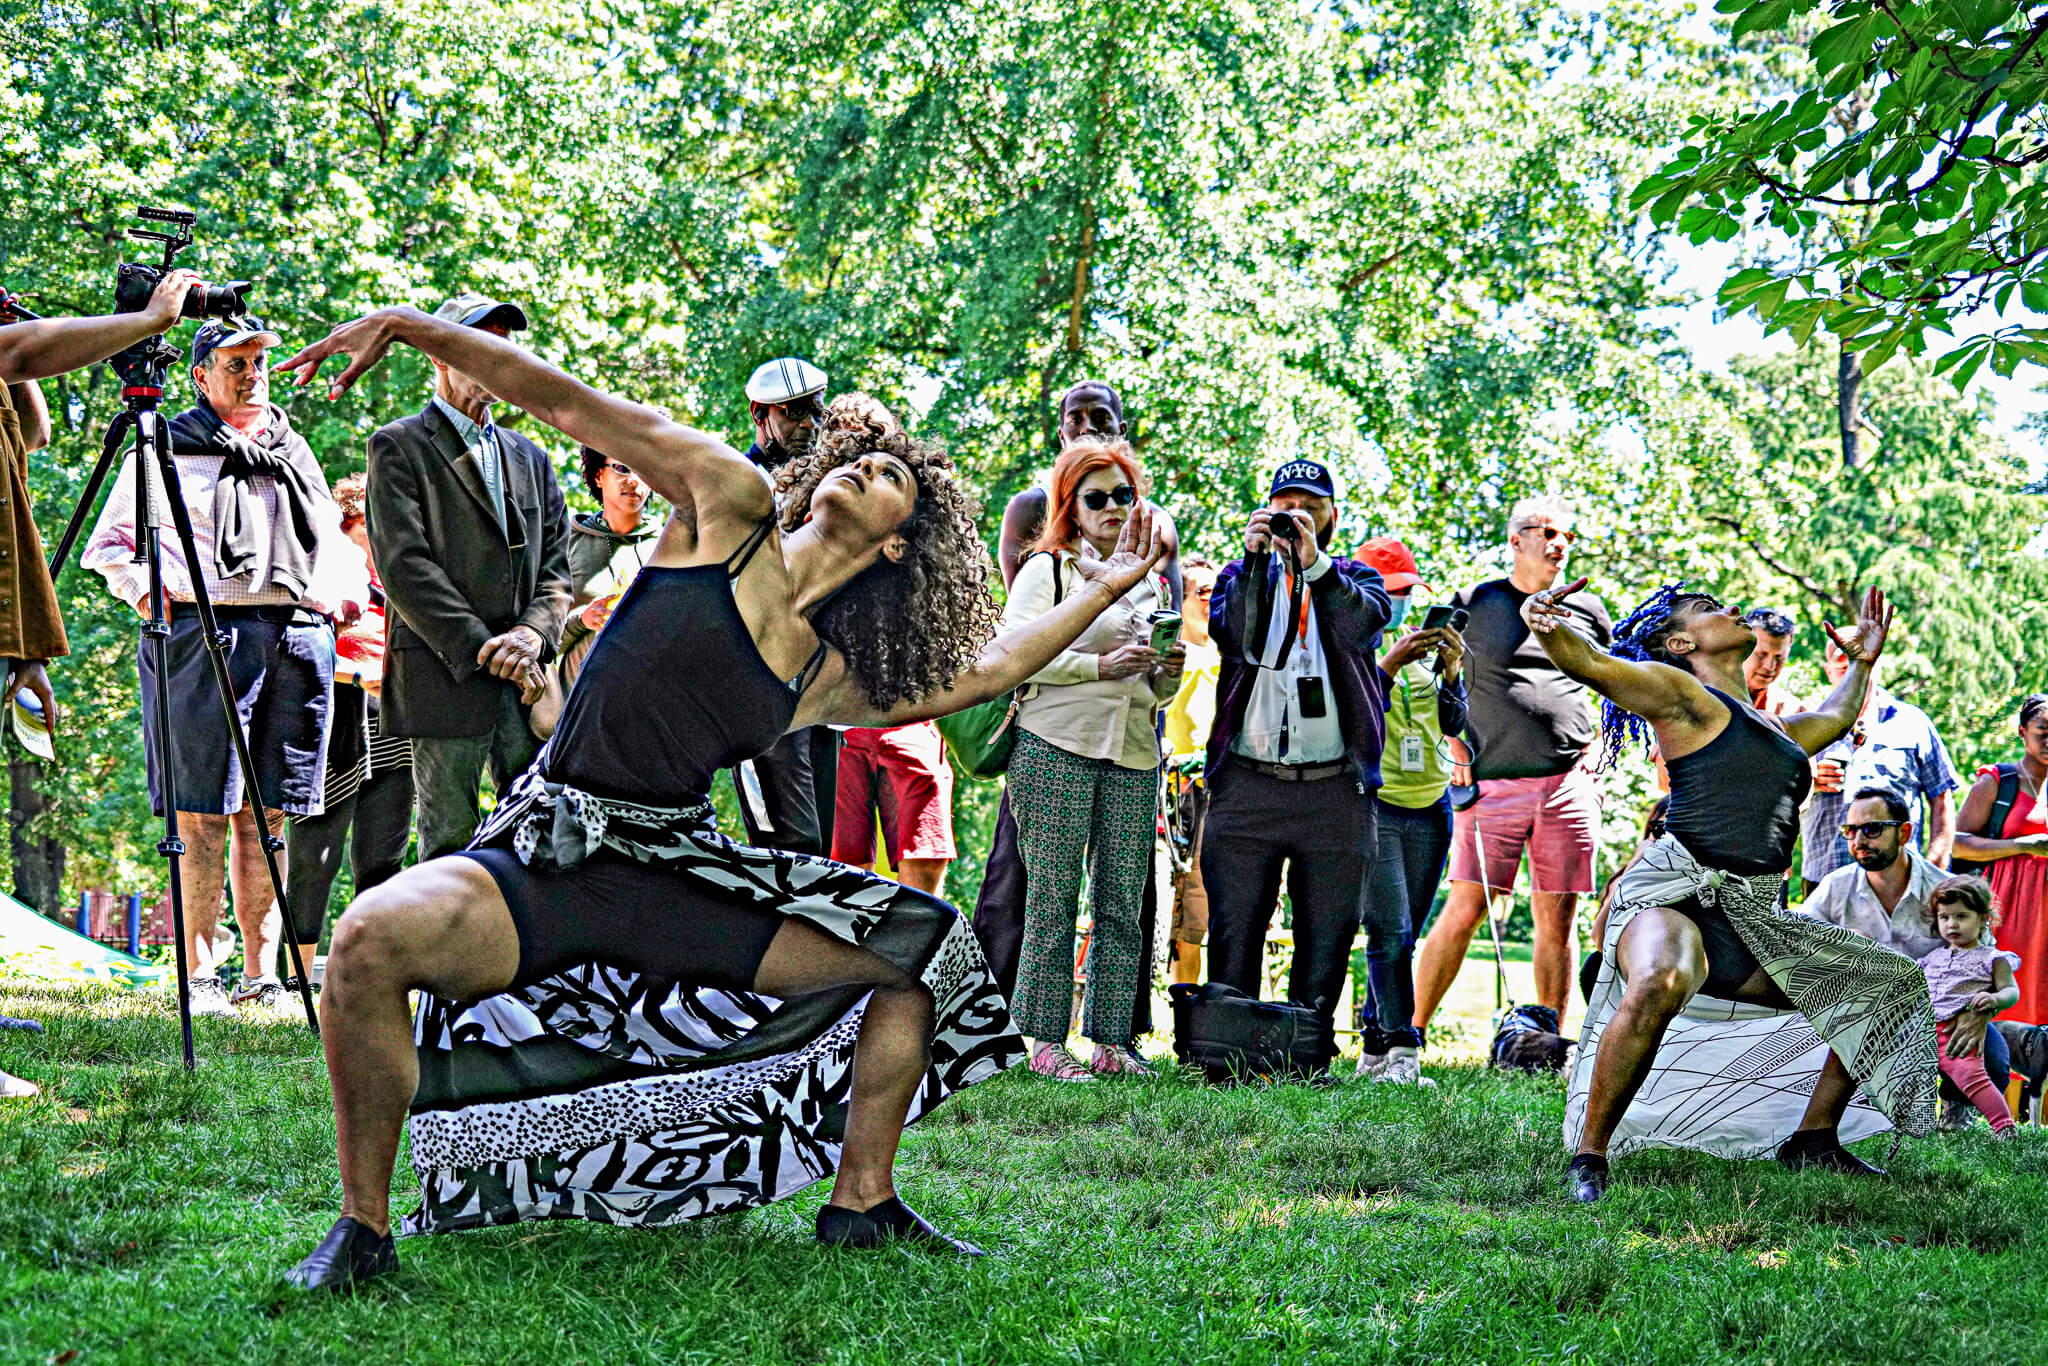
[81,314,370,1015]
[366,293,571,864]
[1004,437,1182,1081]
[0,271,210,733]
[1201,460,1393,1053]
[1351,537,1466,1085]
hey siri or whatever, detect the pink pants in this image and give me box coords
[1938,1019,2016,1132]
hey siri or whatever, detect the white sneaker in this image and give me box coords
[1375,1056,1437,1087]
[231,977,291,1015]
[1355,1052,1387,1079]
[185,975,236,1019]
[0,1070,37,1099]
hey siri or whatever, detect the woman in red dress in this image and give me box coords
[1955,694,2048,1025]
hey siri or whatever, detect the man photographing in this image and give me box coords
[1202,459,1392,1050]
[0,270,204,726]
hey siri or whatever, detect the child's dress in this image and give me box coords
[1918,943,2022,1132]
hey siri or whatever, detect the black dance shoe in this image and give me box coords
[284,1217,399,1291]
[1776,1128,1886,1177]
[1566,1153,1610,1204]
[815,1197,986,1256]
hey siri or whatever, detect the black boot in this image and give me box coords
[1777,1127,1885,1177]
[1566,1153,1610,1204]
[285,1217,399,1291]
[815,1197,985,1256]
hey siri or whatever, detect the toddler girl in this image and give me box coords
[1919,876,2021,1136]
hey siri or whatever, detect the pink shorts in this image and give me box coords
[832,722,956,865]
[1448,766,1599,895]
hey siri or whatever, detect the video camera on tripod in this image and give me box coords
[104,207,256,392]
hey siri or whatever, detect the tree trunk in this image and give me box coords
[1065,207,1096,355]
[1838,339,1864,469]
[9,757,63,915]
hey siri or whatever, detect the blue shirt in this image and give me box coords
[432,396,507,538]
[1800,687,1959,881]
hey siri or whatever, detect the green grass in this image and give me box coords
[2,973,2042,1366]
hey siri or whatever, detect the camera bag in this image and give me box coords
[1169,981,1335,1083]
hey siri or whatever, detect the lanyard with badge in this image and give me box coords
[1273,558,1327,721]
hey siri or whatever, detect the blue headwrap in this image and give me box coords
[1595,581,1699,772]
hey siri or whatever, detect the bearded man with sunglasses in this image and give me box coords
[1412,494,1613,1045]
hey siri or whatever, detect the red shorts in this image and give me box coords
[1448,765,1599,895]
[832,722,956,865]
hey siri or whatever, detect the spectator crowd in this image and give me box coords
[2,278,2044,1131]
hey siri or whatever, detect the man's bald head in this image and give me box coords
[1058,381,1125,444]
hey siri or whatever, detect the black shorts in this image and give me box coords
[1671,893,1761,996]
[460,845,786,992]
[138,607,334,817]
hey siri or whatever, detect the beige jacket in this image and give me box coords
[1004,550,1173,770]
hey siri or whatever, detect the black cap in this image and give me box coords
[190,316,282,368]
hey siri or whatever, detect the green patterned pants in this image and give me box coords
[1008,729,1159,1047]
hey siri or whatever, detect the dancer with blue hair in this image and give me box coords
[1523,578,1937,1202]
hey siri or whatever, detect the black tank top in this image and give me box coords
[1664,686,1812,876]
[544,518,827,805]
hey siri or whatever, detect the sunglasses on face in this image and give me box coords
[1519,525,1576,544]
[603,460,637,478]
[1840,820,1905,840]
[1081,485,1137,511]
[779,396,825,423]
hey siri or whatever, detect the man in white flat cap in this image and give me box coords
[732,355,837,854]
[742,356,828,473]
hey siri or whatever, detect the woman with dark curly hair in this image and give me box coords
[275,311,1164,1288]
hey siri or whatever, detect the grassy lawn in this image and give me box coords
[1,956,2040,1366]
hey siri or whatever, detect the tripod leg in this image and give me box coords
[45,412,135,581]
[129,411,198,1069]
[147,415,319,1033]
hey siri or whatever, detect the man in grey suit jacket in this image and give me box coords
[366,293,571,860]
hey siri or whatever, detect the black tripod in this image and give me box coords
[45,336,320,1068]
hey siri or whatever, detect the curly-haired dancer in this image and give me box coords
[274,310,1165,1287]
[1524,579,1936,1202]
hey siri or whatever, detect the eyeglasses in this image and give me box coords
[779,395,825,422]
[1840,820,1905,840]
[1517,525,1576,544]
[603,460,636,477]
[1080,485,1138,511]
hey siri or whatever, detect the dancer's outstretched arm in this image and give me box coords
[279,308,763,515]
[1521,577,1707,727]
[1780,587,1893,756]
[802,503,1167,728]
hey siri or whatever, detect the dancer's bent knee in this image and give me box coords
[326,856,520,1002]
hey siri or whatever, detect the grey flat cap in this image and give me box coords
[433,292,530,332]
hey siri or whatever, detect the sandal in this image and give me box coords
[1090,1044,1155,1077]
[1029,1042,1095,1081]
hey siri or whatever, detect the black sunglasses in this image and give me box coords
[1520,525,1577,544]
[1840,819,1905,840]
[603,460,636,477]
[1081,485,1137,511]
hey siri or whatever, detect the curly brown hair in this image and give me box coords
[1926,875,2002,931]
[774,420,1001,711]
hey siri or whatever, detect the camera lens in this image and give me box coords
[182,281,254,321]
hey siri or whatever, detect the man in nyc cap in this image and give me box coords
[366,291,570,864]
[730,355,839,854]
[1200,456,1395,1056]
[82,312,370,1016]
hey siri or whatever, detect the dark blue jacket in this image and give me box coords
[1206,551,1393,787]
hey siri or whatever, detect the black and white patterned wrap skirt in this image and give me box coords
[400,765,1026,1235]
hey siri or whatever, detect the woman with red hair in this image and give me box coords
[1002,437,1183,1079]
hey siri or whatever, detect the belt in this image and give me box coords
[211,603,330,628]
[1234,757,1349,783]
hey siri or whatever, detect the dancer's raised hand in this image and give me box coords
[1522,577,1589,635]
[279,306,426,400]
[1823,585,1894,666]
[1072,500,1164,599]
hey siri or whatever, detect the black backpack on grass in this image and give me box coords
[1169,982,1335,1084]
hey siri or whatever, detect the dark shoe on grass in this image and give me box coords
[285,1217,399,1291]
[816,1197,985,1256]
[1566,1153,1609,1204]
[1776,1128,1885,1177]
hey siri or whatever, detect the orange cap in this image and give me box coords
[1353,536,1429,593]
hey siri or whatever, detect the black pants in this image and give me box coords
[284,762,415,944]
[1202,765,1375,1028]
[736,727,839,857]
[971,785,1157,1036]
